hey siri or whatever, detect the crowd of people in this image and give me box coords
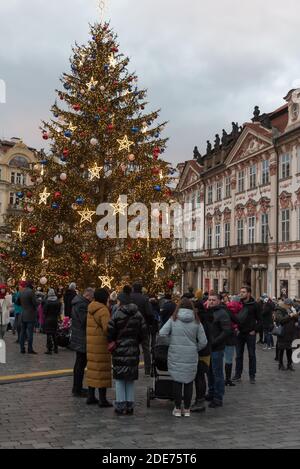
[0,279,300,418]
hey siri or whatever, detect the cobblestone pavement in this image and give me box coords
[0,332,299,449]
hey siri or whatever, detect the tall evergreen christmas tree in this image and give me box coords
[1,22,178,292]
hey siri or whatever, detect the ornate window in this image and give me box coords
[215,224,221,248]
[248,216,255,243]
[207,226,212,249]
[9,155,30,168]
[281,209,290,242]
[281,154,290,179]
[261,213,269,243]
[237,219,244,245]
[207,185,213,204]
[249,165,256,189]
[216,181,222,201]
[238,170,245,193]
[262,160,269,185]
[225,176,231,198]
[224,223,230,247]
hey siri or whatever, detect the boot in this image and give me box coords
[278,363,287,371]
[114,402,126,415]
[287,363,295,371]
[98,388,113,407]
[126,402,134,415]
[86,387,99,405]
[225,364,235,386]
[190,398,206,412]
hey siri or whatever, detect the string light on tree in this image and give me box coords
[12,222,25,241]
[41,240,46,260]
[99,275,114,289]
[78,208,96,224]
[108,54,117,68]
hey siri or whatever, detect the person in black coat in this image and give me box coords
[130,282,154,376]
[63,282,77,317]
[274,299,299,371]
[160,294,176,326]
[261,298,275,349]
[43,289,62,354]
[107,285,148,415]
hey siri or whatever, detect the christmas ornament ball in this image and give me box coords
[29,226,38,234]
[167,280,174,289]
[128,154,135,162]
[54,234,63,245]
[60,173,67,181]
[21,250,27,258]
[90,138,98,146]
[40,277,48,285]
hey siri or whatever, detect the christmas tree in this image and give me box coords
[1,22,178,292]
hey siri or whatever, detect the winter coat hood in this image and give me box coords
[88,301,106,316]
[177,308,195,323]
[72,294,89,306]
[120,303,139,316]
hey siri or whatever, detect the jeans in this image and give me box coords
[142,332,151,373]
[263,328,274,347]
[73,351,87,393]
[207,351,225,402]
[173,381,193,409]
[235,333,256,378]
[20,321,35,352]
[224,345,235,365]
[115,380,135,404]
[194,360,209,401]
[46,333,58,352]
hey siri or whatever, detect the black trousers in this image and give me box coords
[46,333,58,351]
[73,351,87,393]
[195,360,209,401]
[173,381,193,409]
[279,349,293,366]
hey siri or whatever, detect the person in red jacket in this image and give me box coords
[224,297,242,386]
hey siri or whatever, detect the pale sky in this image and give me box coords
[0,0,300,164]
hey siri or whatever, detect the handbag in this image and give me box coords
[107,314,131,353]
[271,324,284,337]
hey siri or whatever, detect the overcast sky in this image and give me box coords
[0,0,300,164]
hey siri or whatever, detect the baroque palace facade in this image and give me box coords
[175,88,300,299]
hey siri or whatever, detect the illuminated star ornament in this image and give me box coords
[108,54,117,68]
[39,187,50,205]
[117,135,134,152]
[111,197,128,215]
[87,76,98,91]
[68,122,77,132]
[88,163,103,180]
[12,222,25,241]
[152,252,166,276]
[99,275,114,289]
[78,208,96,224]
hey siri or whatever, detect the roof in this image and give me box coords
[244,122,272,139]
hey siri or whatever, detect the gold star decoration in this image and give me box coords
[111,197,128,215]
[68,122,77,132]
[78,208,96,224]
[88,163,103,180]
[152,252,166,276]
[99,276,114,289]
[87,76,98,91]
[12,222,25,241]
[117,135,134,152]
[109,54,117,68]
[39,187,50,205]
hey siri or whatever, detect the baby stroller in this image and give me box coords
[56,317,72,348]
[146,335,173,407]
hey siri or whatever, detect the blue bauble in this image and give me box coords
[54,113,59,118]
[155,133,160,138]
[131,127,139,133]
[16,191,24,199]
[71,64,77,72]
[94,115,100,122]
[104,64,109,71]
[76,197,84,205]
[21,250,27,258]
[60,156,66,162]
[154,185,161,192]
[52,202,59,209]
[63,82,71,90]
[64,130,72,138]
[161,148,165,153]
[40,160,48,165]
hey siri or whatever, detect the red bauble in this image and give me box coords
[54,191,62,199]
[59,94,64,100]
[42,132,49,140]
[152,167,160,175]
[153,146,160,154]
[107,123,114,132]
[167,280,174,289]
[0,253,6,260]
[63,148,69,157]
[102,107,108,113]
[133,252,141,261]
[111,47,118,53]
[29,226,38,234]
[73,104,81,111]
[26,191,33,198]
[153,154,159,161]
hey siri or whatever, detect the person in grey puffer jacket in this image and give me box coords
[159,297,207,417]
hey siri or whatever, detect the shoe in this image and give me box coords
[225,379,236,387]
[231,376,242,382]
[287,364,295,371]
[28,350,37,355]
[278,364,287,371]
[249,377,256,384]
[44,351,52,355]
[20,349,26,354]
[172,408,182,417]
[126,408,134,415]
[268,347,272,350]
[190,400,206,412]
[208,400,223,408]
[262,346,268,350]
[272,346,276,349]
[205,394,214,402]
[98,401,113,408]
[182,409,191,417]
[86,397,99,405]
[54,349,58,354]
[114,408,125,416]
[72,390,88,398]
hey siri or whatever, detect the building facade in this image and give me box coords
[176,88,300,299]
